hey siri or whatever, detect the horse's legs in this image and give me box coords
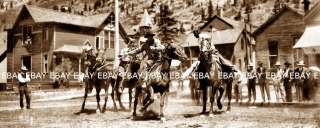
[201,86,207,114]
[96,85,102,112]
[140,86,154,112]
[217,86,224,110]
[226,80,232,111]
[160,92,167,118]
[129,87,133,110]
[110,81,118,111]
[133,87,141,116]
[210,85,217,115]
[117,90,126,110]
[103,80,110,111]
[116,77,126,109]
[81,85,89,111]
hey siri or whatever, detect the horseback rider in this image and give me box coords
[125,31,165,112]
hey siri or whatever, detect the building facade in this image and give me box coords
[294,2,320,67]
[6,5,128,88]
[182,15,254,71]
[253,7,305,68]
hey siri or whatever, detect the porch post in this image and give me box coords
[78,58,81,74]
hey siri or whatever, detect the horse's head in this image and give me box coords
[82,49,97,69]
[164,43,188,62]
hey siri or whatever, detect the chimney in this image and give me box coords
[303,0,310,13]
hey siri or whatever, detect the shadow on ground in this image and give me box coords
[183,110,225,118]
[130,110,161,121]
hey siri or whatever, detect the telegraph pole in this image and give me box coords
[114,0,120,69]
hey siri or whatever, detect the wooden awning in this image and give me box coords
[53,45,83,55]
[294,25,320,48]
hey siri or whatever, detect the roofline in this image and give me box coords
[253,6,304,36]
[304,1,320,22]
[11,5,129,43]
[200,15,234,30]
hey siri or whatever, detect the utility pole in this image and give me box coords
[114,0,120,69]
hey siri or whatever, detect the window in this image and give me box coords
[22,26,32,45]
[268,41,278,68]
[96,36,105,49]
[95,36,100,49]
[21,56,31,71]
[293,38,303,62]
[43,54,48,73]
[105,31,114,49]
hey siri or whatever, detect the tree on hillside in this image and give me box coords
[94,0,102,11]
[158,4,177,42]
[201,7,205,21]
[84,2,88,11]
[10,1,13,9]
[208,0,214,19]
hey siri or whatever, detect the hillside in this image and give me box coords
[0,0,315,43]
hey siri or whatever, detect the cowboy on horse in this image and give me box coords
[124,31,165,113]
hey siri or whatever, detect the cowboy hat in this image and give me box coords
[21,65,28,71]
[297,60,305,66]
[275,61,281,66]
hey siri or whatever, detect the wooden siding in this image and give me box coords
[255,10,305,68]
[201,18,233,32]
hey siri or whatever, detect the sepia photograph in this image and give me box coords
[0,0,319,127]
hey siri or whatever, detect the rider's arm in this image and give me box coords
[126,47,143,55]
[150,39,165,50]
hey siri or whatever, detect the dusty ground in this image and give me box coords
[0,94,319,128]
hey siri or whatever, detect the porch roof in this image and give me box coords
[294,25,320,48]
[53,45,83,54]
[181,29,242,47]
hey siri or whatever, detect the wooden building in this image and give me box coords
[294,2,320,67]
[181,15,254,71]
[0,32,7,90]
[253,6,306,68]
[5,5,128,88]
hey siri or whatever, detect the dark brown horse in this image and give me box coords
[114,54,141,110]
[80,49,118,112]
[132,43,188,121]
[197,50,224,115]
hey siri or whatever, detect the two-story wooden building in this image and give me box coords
[253,6,305,68]
[181,15,255,71]
[294,2,320,67]
[6,5,128,88]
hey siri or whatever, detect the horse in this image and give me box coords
[132,43,188,121]
[198,50,225,115]
[80,49,118,112]
[114,50,142,110]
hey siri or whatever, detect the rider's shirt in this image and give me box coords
[127,38,164,62]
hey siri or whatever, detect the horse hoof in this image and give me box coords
[227,106,231,111]
[217,104,223,110]
[209,113,214,117]
[96,109,101,114]
[200,114,206,118]
[132,112,137,117]
[139,108,146,113]
[120,106,126,110]
[160,117,166,123]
